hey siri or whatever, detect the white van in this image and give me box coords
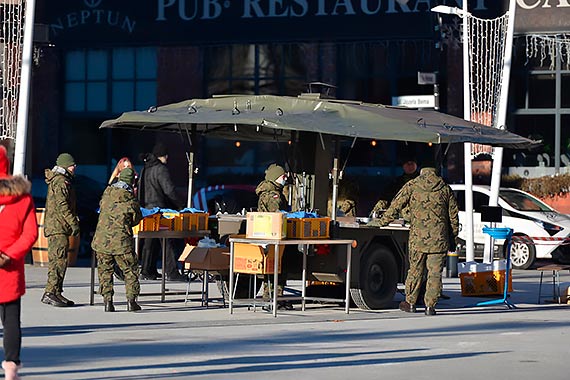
[450,184,570,269]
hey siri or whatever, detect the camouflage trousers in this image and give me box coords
[45,234,69,294]
[97,251,140,301]
[405,250,446,308]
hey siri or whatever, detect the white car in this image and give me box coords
[450,184,570,269]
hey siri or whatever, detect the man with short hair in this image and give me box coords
[139,143,186,281]
[42,153,79,307]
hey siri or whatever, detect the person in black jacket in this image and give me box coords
[138,143,187,282]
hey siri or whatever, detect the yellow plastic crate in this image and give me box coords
[160,212,209,231]
[458,261,513,296]
[286,217,330,239]
[132,214,161,234]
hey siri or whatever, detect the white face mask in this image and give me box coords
[276,176,287,186]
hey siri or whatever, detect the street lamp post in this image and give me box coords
[432,2,476,263]
[433,1,517,264]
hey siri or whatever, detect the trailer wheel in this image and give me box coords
[350,246,398,310]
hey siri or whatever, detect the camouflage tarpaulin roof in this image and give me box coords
[100,94,539,149]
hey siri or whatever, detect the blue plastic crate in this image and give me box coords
[482,226,513,240]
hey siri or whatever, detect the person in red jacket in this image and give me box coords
[0,145,38,380]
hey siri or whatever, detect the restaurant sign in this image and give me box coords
[38,0,447,46]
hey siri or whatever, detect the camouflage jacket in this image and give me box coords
[371,171,419,215]
[256,180,287,212]
[328,198,357,217]
[374,168,459,253]
[91,182,143,255]
[44,167,79,237]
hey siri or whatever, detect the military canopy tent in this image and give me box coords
[100,94,538,149]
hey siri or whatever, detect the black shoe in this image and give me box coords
[277,301,294,310]
[425,307,437,316]
[140,273,158,281]
[439,293,451,300]
[57,293,75,306]
[399,300,416,313]
[104,300,115,312]
[127,299,142,312]
[165,272,188,282]
[41,292,67,307]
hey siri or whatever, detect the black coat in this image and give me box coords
[138,154,183,209]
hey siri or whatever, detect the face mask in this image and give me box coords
[276,176,287,186]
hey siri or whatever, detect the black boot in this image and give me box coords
[127,299,141,312]
[104,299,115,312]
[57,293,75,306]
[41,292,67,307]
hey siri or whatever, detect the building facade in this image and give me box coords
[22,0,569,213]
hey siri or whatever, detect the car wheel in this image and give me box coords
[507,236,536,270]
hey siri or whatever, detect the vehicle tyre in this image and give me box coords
[216,274,262,300]
[350,246,398,310]
[507,235,536,270]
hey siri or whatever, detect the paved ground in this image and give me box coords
[6,262,570,379]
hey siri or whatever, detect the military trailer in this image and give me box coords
[100,93,536,310]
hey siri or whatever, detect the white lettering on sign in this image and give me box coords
[157,0,224,21]
[155,0,487,21]
[517,0,570,9]
[392,95,435,108]
[51,9,136,35]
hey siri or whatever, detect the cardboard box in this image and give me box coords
[246,212,286,239]
[233,243,285,274]
[178,244,230,271]
[286,217,330,239]
[458,260,513,296]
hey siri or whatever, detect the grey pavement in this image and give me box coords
[8,262,570,379]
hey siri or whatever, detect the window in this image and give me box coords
[64,47,157,114]
[204,44,306,97]
[510,38,570,168]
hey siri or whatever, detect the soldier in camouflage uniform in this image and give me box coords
[369,167,459,316]
[256,163,287,213]
[255,164,292,308]
[92,168,143,312]
[41,153,79,308]
[327,179,358,217]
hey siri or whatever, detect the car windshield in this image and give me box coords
[500,190,552,212]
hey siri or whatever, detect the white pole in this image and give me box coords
[484,0,516,263]
[462,0,475,263]
[13,0,36,176]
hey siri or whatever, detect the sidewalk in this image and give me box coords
[12,263,570,379]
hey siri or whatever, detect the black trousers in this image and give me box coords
[0,298,21,364]
[140,238,179,277]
